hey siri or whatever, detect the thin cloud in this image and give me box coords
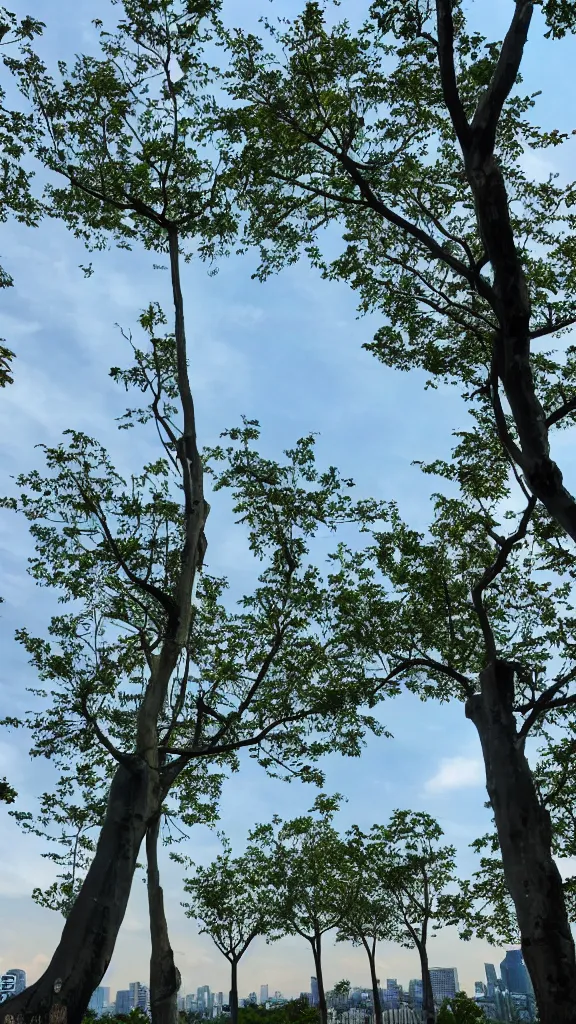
[424,756,485,794]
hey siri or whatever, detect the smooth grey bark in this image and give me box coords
[0,761,157,1024]
[467,661,576,1024]
[147,816,181,1024]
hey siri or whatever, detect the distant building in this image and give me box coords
[5,972,26,996]
[137,985,150,1014]
[260,986,269,1005]
[185,995,197,1012]
[197,986,212,1012]
[382,981,400,1011]
[89,988,110,1016]
[248,994,258,1006]
[115,991,131,1015]
[429,969,459,1004]
[310,979,319,1007]
[177,996,186,1012]
[408,980,422,1009]
[500,950,533,996]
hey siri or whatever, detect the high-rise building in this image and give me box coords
[177,996,186,1012]
[185,995,197,1012]
[408,980,422,1008]
[89,988,110,1016]
[137,985,150,1014]
[429,968,459,1004]
[248,993,257,1006]
[115,991,132,1015]
[310,979,318,1008]
[500,950,533,995]
[260,985,269,1005]
[197,986,211,1012]
[382,981,400,1010]
[4,972,26,996]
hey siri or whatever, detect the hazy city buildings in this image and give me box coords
[115,990,131,1015]
[88,987,110,1015]
[474,958,536,1021]
[310,979,319,1008]
[0,970,27,1005]
[429,968,459,1004]
[260,986,269,1005]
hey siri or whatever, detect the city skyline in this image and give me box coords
[2,0,575,1014]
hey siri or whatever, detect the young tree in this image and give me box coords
[436,993,485,1024]
[0,5,393,1024]
[337,838,402,1024]
[180,839,268,1024]
[247,796,356,1024]
[222,0,576,545]
[349,812,457,1024]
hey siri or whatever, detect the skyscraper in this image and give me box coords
[260,986,269,1005]
[89,988,110,1016]
[429,968,459,1004]
[500,950,533,995]
[137,985,150,1014]
[4,972,26,996]
[484,964,498,995]
[408,979,423,1008]
[115,991,131,1015]
[382,981,400,1010]
[197,986,212,1011]
[310,979,319,1008]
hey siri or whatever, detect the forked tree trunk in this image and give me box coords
[467,662,576,1024]
[361,938,382,1024]
[229,959,239,1024]
[0,760,158,1024]
[147,816,181,1024]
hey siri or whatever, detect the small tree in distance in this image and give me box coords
[247,796,356,1024]
[179,838,269,1024]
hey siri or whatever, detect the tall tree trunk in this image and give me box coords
[0,760,158,1024]
[310,934,328,1024]
[147,816,181,1024]
[229,959,239,1024]
[415,940,435,1024]
[467,661,576,1024]
[361,938,382,1024]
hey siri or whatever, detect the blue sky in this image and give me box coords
[1,0,576,1004]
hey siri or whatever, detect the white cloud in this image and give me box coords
[424,756,485,794]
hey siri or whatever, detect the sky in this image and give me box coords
[1,0,576,1006]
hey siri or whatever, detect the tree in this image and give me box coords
[436,993,485,1024]
[238,1000,318,1024]
[180,838,268,1024]
[0,6,44,387]
[349,812,457,1024]
[222,0,576,547]
[0,4,395,1021]
[247,796,356,1024]
[0,778,16,803]
[337,838,402,1024]
[320,401,576,1024]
